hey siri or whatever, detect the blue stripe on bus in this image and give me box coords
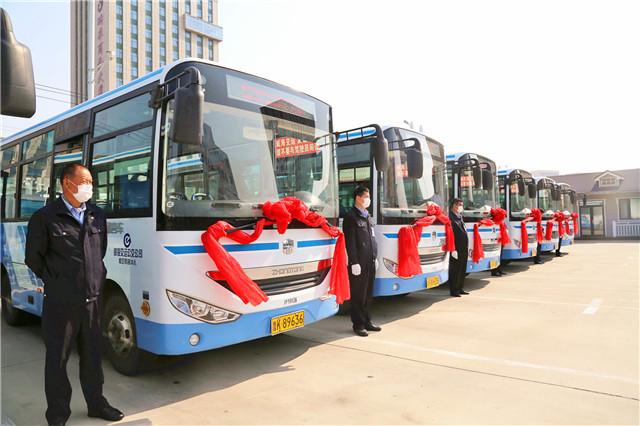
[165,242,280,254]
[297,239,336,247]
[383,233,447,239]
[466,228,495,233]
[1,68,163,145]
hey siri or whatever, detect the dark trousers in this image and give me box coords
[534,242,542,262]
[349,259,375,329]
[556,237,563,254]
[448,248,468,295]
[42,299,106,424]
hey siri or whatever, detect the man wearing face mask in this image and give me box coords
[25,164,124,426]
[343,185,380,337]
[448,198,469,297]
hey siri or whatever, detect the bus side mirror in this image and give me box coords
[406,147,423,179]
[373,126,389,171]
[482,169,494,191]
[570,192,576,204]
[1,8,35,118]
[528,182,537,199]
[170,67,204,145]
[517,179,525,196]
[473,166,482,186]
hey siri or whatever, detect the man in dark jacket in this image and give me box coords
[343,185,380,337]
[448,198,469,297]
[25,164,124,426]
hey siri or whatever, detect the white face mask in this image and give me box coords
[70,182,93,203]
[362,197,371,209]
[457,206,464,214]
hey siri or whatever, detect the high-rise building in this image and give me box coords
[70,0,223,106]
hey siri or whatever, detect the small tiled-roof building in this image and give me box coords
[552,168,640,239]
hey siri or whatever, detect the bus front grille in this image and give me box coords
[419,252,447,265]
[213,268,331,296]
[482,243,501,252]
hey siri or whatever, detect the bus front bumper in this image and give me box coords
[373,269,449,297]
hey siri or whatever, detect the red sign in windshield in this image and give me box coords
[275,137,318,159]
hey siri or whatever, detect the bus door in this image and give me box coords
[336,142,373,224]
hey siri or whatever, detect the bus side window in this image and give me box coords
[1,166,18,220]
[90,126,153,215]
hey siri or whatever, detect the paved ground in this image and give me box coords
[2,241,639,425]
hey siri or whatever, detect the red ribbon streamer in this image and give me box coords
[201,197,350,306]
[570,212,580,235]
[472,219,495,264]
[554,211,566,238]
[489,208,511,246]
[397,204,455,278]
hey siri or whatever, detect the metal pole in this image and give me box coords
[87,0,95,100]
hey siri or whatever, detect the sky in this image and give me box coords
[1,0,639,175]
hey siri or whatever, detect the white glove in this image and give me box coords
[351,264,361,276]
[451,251,458,259]
[375,259,379,270]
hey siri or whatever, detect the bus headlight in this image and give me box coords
[383,258,399,276]
[166,290,241,324]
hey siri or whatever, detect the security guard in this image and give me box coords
[25,164,124,426]
[448,198,469,297]
[343,185,380,337]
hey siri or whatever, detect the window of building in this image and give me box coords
[131,9,138,20]
[196,34,203,58]
[116,33,123,44]
[132,38,138,49]
[131,66,138,79]
[20,157,52,218]
[145,0,152,12]
[132,24,138,35]
[93,93,153,138]
[117,77,124,86]
[160,19,166,30]
[116,63,123,74]
[145,14,152,25]
[91,126,153,214]
[185,31,192,56]
[208,39,214,60]
[145,42,152,53]
[208,0,213,22]
[145,28,152,39]
[197,0,203,18]
[619,198,640,220]
[185,0,191,15]
[599,175,618,187]
[146,57,152,70]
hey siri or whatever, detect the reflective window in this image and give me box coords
[1,166,18,219]
[20,157,52,218]
[53,139,84,196]
[21,131,54,160]
[91,127,153,213]
[1,145,20,168]
[93,93,153,137]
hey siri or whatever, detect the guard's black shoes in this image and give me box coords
[534,259,543,264]
[88,404,124,422]
[450,293,461,297]
[460,290,470,295]
[491,271,501,276]
[555,252,565,257]
[353,327,368,337]
[499,270,507,275]
[365,322,382,332]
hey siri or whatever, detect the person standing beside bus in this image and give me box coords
[343,185,380,337]
[448,198,469,297]
[25,164,124,426]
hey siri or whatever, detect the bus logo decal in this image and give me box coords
[124,233,132,248]
[282,239,294,255]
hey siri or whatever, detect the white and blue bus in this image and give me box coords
[1,59,342,375]
[557,182,578,247]
[335,125,449,296]
[535,177,561,252]
[497,168,538,260]
[446,152,501,273]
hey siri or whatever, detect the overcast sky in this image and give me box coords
[2,0,638,175]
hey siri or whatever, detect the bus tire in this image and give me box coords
[102,292,148,376]
[1,268,29,326]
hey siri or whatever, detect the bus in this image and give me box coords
[1,59,343,375]
[557,182,578,246]
[535,177,561,252]
[335,125,449,296]
[497,168,539,260]
[446,152,501,273]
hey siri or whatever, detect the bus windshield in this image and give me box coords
[162,64,336,227]
[538,187,553,217]
[561,191,576,213]
[379,128,447,221]
[509,178,535,218]
[458,159,497,220]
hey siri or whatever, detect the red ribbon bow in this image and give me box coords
[397,203,455,278]
[570,212,580,235]
[201,197,350,306]
[554,211,566,238]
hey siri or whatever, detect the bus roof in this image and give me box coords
[498,168,534,179]
[446,152,496,166]
[1,58,331,148]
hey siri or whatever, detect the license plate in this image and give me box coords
[426,276,440,289]
[271,311,305,335]
[490,260,498,269]
[532,250,537,256]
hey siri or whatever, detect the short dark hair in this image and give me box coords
[59,163,87,186]
[353,185,369,200]
[450,197,463,207]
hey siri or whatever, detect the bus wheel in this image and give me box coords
[1,269,29,326]
[103,293,147,376]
